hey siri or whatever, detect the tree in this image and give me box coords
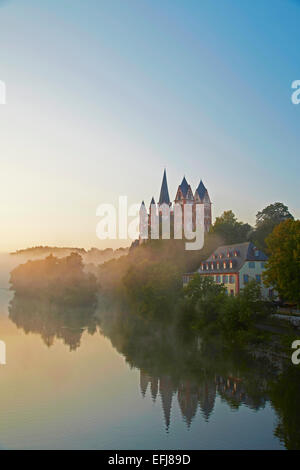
[183,275,227,329]
[263,219,300,305]
[251,203,294,251]
[256,202,294,227]
[219,280,273,342]
[210,210,252,245]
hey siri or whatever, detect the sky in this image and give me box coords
[0,0,299,251]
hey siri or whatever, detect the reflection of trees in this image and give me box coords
[97,307,280,432]
[9,295,98,351]
[9,254,99,351]
[7,254,300,448]
[269,367,300,450]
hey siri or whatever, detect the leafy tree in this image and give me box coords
[263,219,300,305]
[251,202,294,252]
[256,202,293,226]
[10,252,98,305]
[219,280,273,341]
[210,210,252,245]
[123,259,182,320]
[183,275,227,330]
[184,274,226,307]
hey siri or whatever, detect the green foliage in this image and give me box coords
[180,276,273,341]
[210,210,252,245]
[10,252,98,306]
[256,202,294,226]
[96,237,221,305]
[219,280,274,341]
[250,202,294,252]
[123,260,182,320]
[183,275,227,330]
[263,219,300,304]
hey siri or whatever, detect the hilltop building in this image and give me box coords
[183,241,275,298]
[139,169,212,243]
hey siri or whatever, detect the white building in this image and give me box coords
[183,242,275,299]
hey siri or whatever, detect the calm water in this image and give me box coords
[0,254,298,450]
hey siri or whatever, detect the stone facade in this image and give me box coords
[183,242,275,299]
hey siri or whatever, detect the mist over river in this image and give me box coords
[0,253,297,450]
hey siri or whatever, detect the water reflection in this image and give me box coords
[9,295,98,351]
[6,285,300,449]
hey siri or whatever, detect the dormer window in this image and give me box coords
[227,251,230,258]
[234,251,238,257]
[223,261,227,269]
[217,262,220,270]
[229,261,233,269]
[211,263,214,270]
[255,249,259,257]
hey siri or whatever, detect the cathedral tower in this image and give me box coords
[194,180,212,232]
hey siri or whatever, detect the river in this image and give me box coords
[0,253,298,450]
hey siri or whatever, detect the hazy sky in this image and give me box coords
[0,0,299,251]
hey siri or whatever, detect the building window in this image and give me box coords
[223,261,227,269]
[256,275,261,284]
[244,274,249,284]
[223,275,228,284]
[217,262,220,270]
[229,261,233,269]
[248,261,255,268]
[216,275,221,283]
[261,262,265,268]
[229,275,235,284]
[230,289,234,296]
[211,263,214,270]
[255,249,260,257]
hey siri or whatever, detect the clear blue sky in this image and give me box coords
[0,0,299,250]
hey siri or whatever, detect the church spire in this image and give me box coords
[195,180,207,201]
[158,169,170,205]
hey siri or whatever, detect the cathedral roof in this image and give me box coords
[179,176,189,198]
[195,180,207,200]
[158,169,170,205]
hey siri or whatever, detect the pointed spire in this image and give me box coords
[158,169,170,205]
[150,197,155,207]
[179,176,189,198]
[195,180,207,201]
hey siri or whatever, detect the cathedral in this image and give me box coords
[139,169,212,242]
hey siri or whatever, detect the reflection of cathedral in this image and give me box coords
[139,370,267,431]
